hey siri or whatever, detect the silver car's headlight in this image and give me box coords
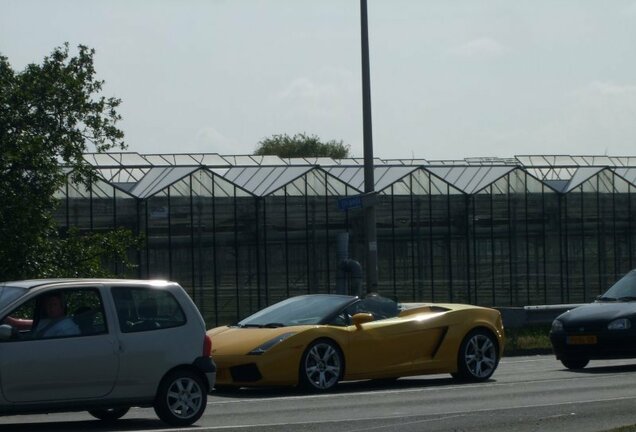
[608,318,631,330]
[248,332,296,355]
[551,319,564,332]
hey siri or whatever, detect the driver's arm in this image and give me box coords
[3,316,34,330]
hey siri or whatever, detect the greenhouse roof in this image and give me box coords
[563,167,607,192]
[615,168,636,186]
[221,166,316,196]
[128,166,201,198]
[426,166,517,194]
[324,166,419,192]
[516,155,636,167]
[81,152,636,196]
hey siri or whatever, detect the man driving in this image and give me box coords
[33,292,80,338]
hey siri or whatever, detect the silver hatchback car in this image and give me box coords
[0,279,216,426]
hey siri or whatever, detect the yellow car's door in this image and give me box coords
[344,316,445,379]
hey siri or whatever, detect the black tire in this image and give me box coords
[88,407,129,422]
[372,377,399,384]
[453,329,499,382]
[561,358,589,370]
[215,385,241,393]
[299,339,343,392]
[154,369,207,426]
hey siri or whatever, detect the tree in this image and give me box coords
[254,133,351,158]
[0,44,140,280]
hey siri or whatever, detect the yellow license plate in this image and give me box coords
[567,335,597,345]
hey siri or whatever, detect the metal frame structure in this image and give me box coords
[55,153,636,326]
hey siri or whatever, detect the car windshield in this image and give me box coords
[0,286,27,309]
[600,271,636,301]
[237,295,355,327]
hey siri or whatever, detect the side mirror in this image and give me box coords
[351,313,374,329]
[0,324,16,340]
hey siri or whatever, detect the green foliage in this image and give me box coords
[504,325,552,355]
[601,426,636,432]
[0,44,139,281]
[254,133,350,158]
[52,228,144,278]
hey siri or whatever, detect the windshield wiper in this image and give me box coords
[596,296,617,302]
[236,323,286,328]
[617,296,636,302]
[261,322,286,328]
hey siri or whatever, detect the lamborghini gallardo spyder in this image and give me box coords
[208,294,504,391]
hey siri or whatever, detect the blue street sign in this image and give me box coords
[338,195,363,211]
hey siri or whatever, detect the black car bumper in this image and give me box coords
[550,330,636,360]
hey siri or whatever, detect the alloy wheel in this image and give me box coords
[303,342,342,390]
[464,333,497,379]
[165,376,204,419]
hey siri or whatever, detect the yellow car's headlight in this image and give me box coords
[248,332,296,355]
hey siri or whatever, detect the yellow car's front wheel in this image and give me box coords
[453,329,499,382]
[299,340,343,392]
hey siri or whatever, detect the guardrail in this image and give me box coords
[496,304,585,329]
[401,302,586,328]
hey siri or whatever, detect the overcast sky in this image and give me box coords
[2,0,636,160]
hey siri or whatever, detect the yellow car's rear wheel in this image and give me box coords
[299,340,343,392]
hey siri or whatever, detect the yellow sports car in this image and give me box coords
[208,294,504,391]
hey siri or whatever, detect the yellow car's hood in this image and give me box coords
[208,325,313,356]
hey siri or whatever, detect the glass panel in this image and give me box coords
[564,187,585,303]
[543,191,562,304]
[597,172,615,293]
[189,170,215,326]
[111,287,185,333]
[68,180,91,229]
[614,176,632,282]
[114,188,139,277]
[145,191,170,281]
[525,175,549,304]
[449,193,469,303]
[169,177,193,304]
[236,194,259,320]
[54,181,68,230]
[91,179,115,231]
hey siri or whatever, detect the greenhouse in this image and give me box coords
[55,153,636,326]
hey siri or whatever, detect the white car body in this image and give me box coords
[0,279,216,426]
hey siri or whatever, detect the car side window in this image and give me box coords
[1,288,107,341]
[111,287,186,333]
[328,311,351,326]
[337,295,399,323]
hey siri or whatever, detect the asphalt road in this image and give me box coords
[3,355,636,432]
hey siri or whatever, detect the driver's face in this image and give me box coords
[44,296,64,319]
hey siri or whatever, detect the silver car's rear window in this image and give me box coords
[0,286,27,309]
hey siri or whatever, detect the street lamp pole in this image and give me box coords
[360,0,378,294]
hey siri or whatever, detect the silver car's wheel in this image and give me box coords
[154,370,207,426]
[300,340,343,391]
[454,329,499,381]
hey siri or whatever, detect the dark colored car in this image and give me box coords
[550,269,636,369]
